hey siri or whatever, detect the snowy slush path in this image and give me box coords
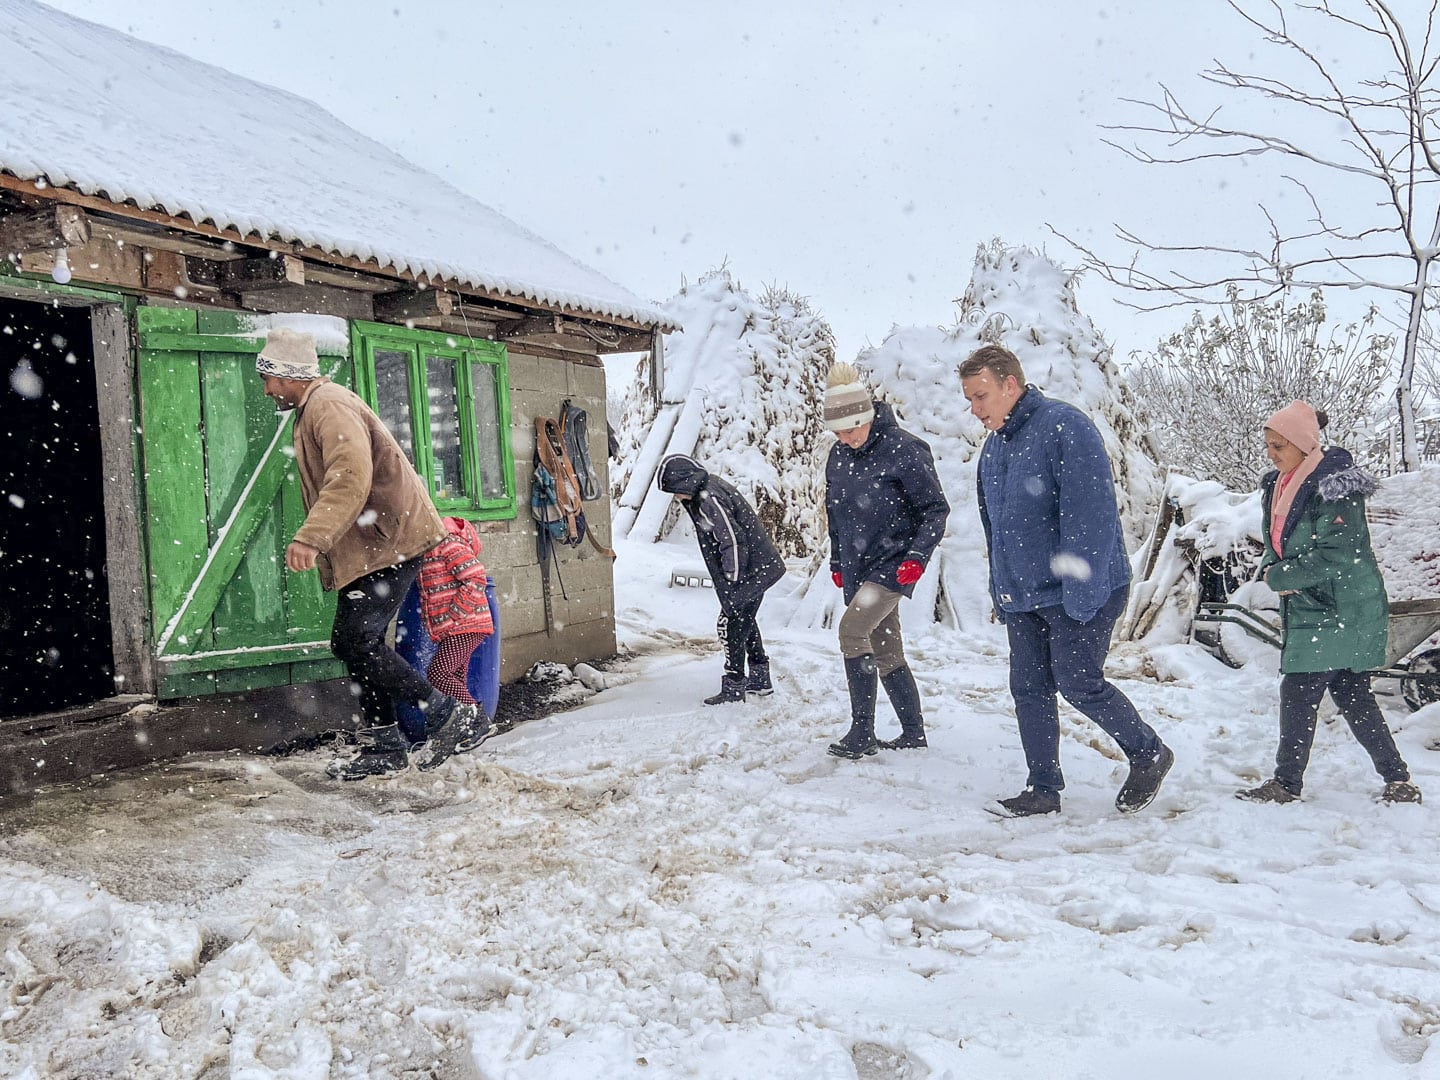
[2,541,1439,1078]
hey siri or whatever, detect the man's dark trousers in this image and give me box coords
[330,557,437,728]
[1005,584,1161,793]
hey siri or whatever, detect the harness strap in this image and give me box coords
[534,414,616,559]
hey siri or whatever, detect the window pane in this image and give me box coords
[470,361,506,500]
[425,354,464,500]
[373,348,416,465]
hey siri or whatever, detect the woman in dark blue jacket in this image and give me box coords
[823,364,949,758]
[658,455,785,705]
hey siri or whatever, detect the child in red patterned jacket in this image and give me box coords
[419,517,494,703]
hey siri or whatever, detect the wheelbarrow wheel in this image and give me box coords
[1400,647,1440,712]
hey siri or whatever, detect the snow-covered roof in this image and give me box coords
[0,0,673,330]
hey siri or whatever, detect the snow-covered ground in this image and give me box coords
[3,537,1439,1079]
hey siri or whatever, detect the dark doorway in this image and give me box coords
[0,296,115,716]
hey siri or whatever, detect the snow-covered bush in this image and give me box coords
[611,268,834,558]
[1128,287,1392,489]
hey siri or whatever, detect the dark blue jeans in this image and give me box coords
[1004,584,1160,793]
[1275,669,1409,793]
[330,557,438,729]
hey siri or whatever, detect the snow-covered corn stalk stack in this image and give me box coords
[611,268,834,558]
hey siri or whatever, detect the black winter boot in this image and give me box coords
[746,659,774,697]
[412,695,484,772]
[877,665,927,750]
[1116,743,1175,814]
[705,673,749,706]
[828,655,879,759]
[327,723,409,781]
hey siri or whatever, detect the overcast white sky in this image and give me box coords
[44,0,1309,362]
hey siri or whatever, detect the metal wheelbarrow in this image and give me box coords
[1194,596,1440,711]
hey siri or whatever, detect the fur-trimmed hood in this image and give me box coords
[1317,463,1380,501]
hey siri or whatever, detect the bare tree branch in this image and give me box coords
[1055,0,1440,469]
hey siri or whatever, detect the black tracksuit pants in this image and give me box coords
[717,594,768,678]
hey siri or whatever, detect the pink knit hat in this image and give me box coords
[1265,400,1321,455]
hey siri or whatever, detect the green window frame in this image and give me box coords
[351,320,516,520]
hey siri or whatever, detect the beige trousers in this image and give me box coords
[838,582,907,675]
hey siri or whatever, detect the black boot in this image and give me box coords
[877,665,927,750]
[327,723,409,781]
[705,673,749,706]
[746,659,774,697]
[1116,743,1175,814]
[828,655,879,759]
[412,694,484,772]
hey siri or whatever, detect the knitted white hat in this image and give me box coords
[256,327,321,380]
[824,362,874,432]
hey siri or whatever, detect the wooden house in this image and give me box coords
[0,2,672,783]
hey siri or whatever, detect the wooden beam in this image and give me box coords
[431,315,499,338]
[498,314,563,339]
[372,287,455,322]
[236,284,374,320]
[87,217,245,261]
[220,254,306,291]
[506,342,605,366]
[92,303,156,696]
[0,204,90,255]
[304,263,407,293]
[595,331,655,353]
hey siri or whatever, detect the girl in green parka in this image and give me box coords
[1237,401,1421,805]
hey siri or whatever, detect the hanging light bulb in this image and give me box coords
[51,246,72,284]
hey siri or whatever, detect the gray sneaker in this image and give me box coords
[989,787,1062,818]
[1382,780,1423,804]
[1236,777,1300,804]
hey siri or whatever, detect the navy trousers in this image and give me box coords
[1004,584,1160,793]
[1275,669,1409,793]
[330,557,438,728]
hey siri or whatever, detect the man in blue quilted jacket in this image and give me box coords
[960,344,1173,818]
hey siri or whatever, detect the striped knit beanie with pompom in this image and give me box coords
[824,362,874,432]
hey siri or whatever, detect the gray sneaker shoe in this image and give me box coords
[1236,777,1300,804]
[989,787,1062,818]
[1382,780,1423,804]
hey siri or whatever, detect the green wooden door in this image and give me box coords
[136,307,351,697]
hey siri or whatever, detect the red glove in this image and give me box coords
[831,571,843,588]
[896,560,924,586]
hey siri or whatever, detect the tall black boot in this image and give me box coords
[878,665,927,750]
[704,672,749,705]
[745,659,773,697]
[828,655,878,759]
[327,722,409,781]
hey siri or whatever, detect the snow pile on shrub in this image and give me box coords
[1367,463,1440,600]
[1123,475,1264,646]
[611,268,835,558]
